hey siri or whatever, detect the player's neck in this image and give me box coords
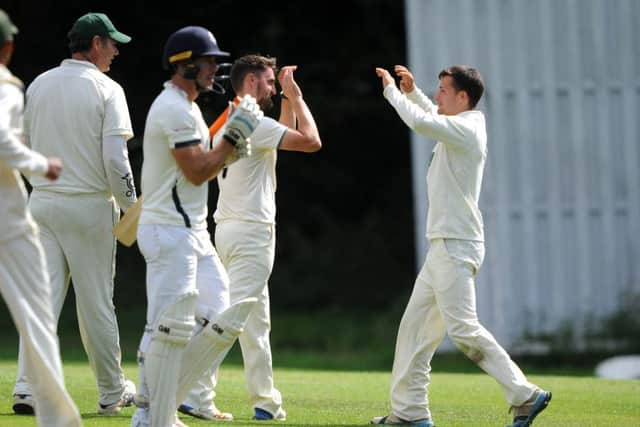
[171,75,198,101]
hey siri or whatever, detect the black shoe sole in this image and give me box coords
[13,403,35,415]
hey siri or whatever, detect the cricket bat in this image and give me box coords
[113,195,143,247]
[209,96,240,139]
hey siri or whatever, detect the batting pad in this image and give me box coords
[146,291,197,427]
[176,297,257,404]
[134,331,152,411]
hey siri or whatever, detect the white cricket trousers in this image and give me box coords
[138,224,230,333]
[136,224,230,422]
[184,220,283,414]
[15,190,126,406]
[0,229,82,427]
[390,238,536,421]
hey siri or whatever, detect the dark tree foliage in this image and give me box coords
[5,0,417,312]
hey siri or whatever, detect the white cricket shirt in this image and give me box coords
[214,116,287,224]
[384,85,487,242]
[139,82,211,230]
[0,64,48,242]
[25,59,133,193]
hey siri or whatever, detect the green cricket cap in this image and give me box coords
[0,9,18,45]
[68,12,131,43]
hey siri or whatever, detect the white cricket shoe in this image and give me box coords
[131,407,189,427]
[178,403,233,421]
[253,407,287,421]
[98,379,137,415]
[13,394,35,415]
[370,414,433,426]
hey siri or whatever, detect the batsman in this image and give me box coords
[130,26,263,427]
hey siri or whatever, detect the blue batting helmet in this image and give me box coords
[162,26,229,69]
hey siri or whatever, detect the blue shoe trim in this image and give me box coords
[253,407,274,420]
[373,415,433,426]
[525,391,552,424]
[177,404,195,416]
[508,391,552,427]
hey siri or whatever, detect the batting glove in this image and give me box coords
[211,122,253,167]
[223,94,263,147]
[223,139,252,166]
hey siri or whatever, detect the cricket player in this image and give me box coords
[179,55,321,422]
[131,26,262,427]
[14,12,137,415]
[0,9,83,426]
[371,65,551,427]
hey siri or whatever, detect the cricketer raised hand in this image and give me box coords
[375,67,395,89]
[394,65,416,93]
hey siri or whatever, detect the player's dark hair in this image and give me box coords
[438,65,485,109]
[230,54,277,93]
[68,34,109,54]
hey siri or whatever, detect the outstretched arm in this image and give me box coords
[394,65,436,113]
[376,67,471,146]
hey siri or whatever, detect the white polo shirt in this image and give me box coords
[384,85,487,242]
[25,59,133,193]
[213,116,287,225]
[0,65,48,242]
[139,82,211,230]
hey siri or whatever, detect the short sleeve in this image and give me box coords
[103,83,134,140]
[250,117,287,151]
[162,104,202,149]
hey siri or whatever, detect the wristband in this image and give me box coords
[223,128,240,146]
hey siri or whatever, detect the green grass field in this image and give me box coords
[0,305,637,426]
[0,359,638,427]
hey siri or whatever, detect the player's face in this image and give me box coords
[96,37,119,73]
[254,68,277,111]
[435,76,466,115]
[195,56,219,91]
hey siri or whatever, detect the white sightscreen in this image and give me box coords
[405,0,640,350]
